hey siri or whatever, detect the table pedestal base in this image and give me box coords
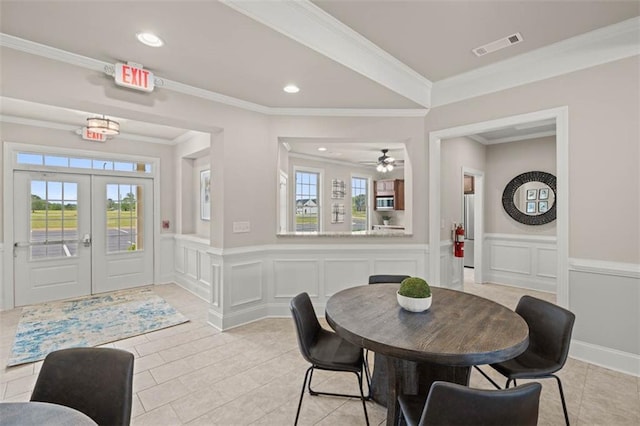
[372,354,471,426]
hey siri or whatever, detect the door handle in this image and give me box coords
[82,234,92,247]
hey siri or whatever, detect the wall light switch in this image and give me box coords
[233,221,250,233]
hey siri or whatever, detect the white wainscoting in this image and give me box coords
[440,241,462,290]
[484,233,557,293]
[0,243,4,310]
[165,236,640,376]
[568,258,640,377]
[173,235,219,306]
[205,243,429,330]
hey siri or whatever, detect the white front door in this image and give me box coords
[92,176,154,294]
[14,172,154,305]
[13,171,92,305]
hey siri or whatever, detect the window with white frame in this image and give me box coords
[16,152,152,173]
[351,177,368,232]
[295,169,320,232]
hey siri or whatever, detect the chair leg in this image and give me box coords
[295,366,313,425]
[363,358,372,399]
[356,371,370,426]
[302,367,369,425]
[307,369,370,400]
[307,367,317,396]
[553,374,570,426]
[505,378,515,389]
[473,365,502,389]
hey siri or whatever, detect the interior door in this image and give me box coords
[13,171,92,305]
[92,176,154,293]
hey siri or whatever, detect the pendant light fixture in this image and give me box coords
[86,116,120,136]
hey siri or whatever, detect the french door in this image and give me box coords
[13,171,153,306]
[92,176,153,293]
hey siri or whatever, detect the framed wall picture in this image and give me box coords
[526,189,538,200]
[331,203,345,223]
[526,201,536,214]
[200,169,211,221]
[331,179,345,199]
[539,188,549,200]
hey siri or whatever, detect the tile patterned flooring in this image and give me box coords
[1,275,639,425]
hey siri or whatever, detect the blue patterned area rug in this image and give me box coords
[8,287,189,367]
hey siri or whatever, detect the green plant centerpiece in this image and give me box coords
[397,277,432,312]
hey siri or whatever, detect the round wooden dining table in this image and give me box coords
[0,402,97,425]
[325,284,529,426]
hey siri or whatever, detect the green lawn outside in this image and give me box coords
[295,215,318,225]
[352,210,366,220]
[30,210,137,230]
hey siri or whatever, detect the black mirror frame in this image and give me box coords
[502,171,557,225]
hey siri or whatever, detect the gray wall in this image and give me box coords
[485,136,556,235]
[427,56,639,264]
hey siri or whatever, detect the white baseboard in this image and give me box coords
[571,339,640,377]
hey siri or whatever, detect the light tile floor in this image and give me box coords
[1,274,639,425]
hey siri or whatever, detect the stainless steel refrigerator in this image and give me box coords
[464,194,475,268]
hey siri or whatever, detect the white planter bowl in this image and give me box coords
[397,292,432,312]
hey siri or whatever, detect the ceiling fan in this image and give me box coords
[359,149,404,172]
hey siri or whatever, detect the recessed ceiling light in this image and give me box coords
[136,32,164,47]
[318,147,327,152]
[283,84,300,94]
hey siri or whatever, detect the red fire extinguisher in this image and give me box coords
[454,224,465,258]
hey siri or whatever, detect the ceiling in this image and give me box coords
[0,1,638,142]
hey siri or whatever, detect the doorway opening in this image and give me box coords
[4,144,160,308]
[428,107,568,307]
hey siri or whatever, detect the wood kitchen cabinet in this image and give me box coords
[374,179,404,210]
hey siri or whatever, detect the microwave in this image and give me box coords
[376,196,394,210]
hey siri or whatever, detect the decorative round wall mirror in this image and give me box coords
[502,171,556,225]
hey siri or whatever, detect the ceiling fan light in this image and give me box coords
[87,116,120,136]
[387,164,394,172]
[376,164,384,172]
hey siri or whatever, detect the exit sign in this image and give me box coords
[82,127,107,142]
[114,62,154,92]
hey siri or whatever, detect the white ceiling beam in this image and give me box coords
[221,0,432,108]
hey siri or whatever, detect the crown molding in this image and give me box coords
[269,108,428,117]
[221,0,432,108]
[485,130,557,145]
[431,17,640,107]
[289,152,377,169]
[0,33,428,118]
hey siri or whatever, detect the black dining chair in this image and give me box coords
[475,295,575,426]
[368,274,410,284]
[290,292,371,425]
[398,381,542,426]
[366,274,411,403]
[30,347,135,426]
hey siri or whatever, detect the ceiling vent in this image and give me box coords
[472,32,523,57]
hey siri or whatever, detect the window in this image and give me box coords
[16,152,152,174]
[106,184,142,253]
[30,180,79,259]
[295,170,320,232]
[351,177,368,232]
